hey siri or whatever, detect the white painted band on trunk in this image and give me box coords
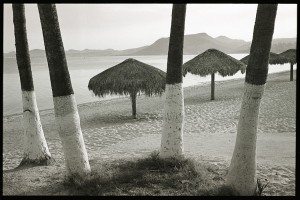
[22,91,51,161]
[226,82,265,195]
[53,94,90,176]
[160,83,184,158]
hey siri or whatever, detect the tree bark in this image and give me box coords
[226,4,278,195]
[12,4,52,167]
[160,4,186,159]
[211,73,215,100]
[290,63,293,81]
[38,4,90,177]
[130,92,137,119]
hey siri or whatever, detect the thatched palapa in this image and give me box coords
[240,52,288,65]
[182,49,246,100]
[279,49,296,65]
[88,58,166,118]
[183,49,246,77]
[279,49,296,81]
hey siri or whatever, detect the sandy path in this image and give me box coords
[2,70,296,196]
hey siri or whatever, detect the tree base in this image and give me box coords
[18,155,54,168]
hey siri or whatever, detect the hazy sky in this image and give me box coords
[3,4,297,53]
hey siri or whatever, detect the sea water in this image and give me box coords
[3,54,295,116]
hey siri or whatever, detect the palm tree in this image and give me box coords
[160,4,186,158]
[12,4,52,167]
[37,4,90,177]
[226,4,278,195]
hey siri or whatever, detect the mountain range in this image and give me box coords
[4,33,296,58]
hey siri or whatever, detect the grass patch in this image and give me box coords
[256,178,270,196]
[63,151,236,196]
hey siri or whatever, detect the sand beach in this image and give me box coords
[2,70,296,196]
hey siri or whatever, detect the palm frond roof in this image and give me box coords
[88,58,166,97]
[182,49,246,77]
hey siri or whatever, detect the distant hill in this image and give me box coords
[3,46,148,58]
[134,33,245,55]
[65,46,149,57]
[134,33,296,55]
[66,49,118,57]
[113,46,149,56]
[4,49,47,58]
[234,38,297,53]
[214,36,247,49]
[4,33,296,58]
[4,51,17,58]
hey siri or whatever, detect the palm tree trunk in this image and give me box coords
[290,63,293,81]
[130,92,137,119]
[12,4,52,167]
[211,73,215,100]
[160,4,186,159]
[226,4,278,195]
[38,4,90,177]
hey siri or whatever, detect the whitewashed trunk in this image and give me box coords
[226,82,265,195]
[53,94,91,177]
[160,83,184,158]
[21,91,52,164]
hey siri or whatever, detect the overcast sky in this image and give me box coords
[3,4,297,53]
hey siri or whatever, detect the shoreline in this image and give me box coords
[3,70,291,119]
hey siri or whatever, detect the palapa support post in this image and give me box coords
[130,92,137,119]
[211,73,215,100]
[290,63,293,81]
